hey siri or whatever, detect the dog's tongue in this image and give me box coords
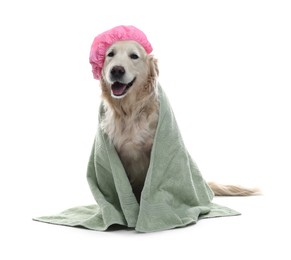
[112,82,127,96]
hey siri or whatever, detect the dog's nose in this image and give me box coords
[110,66,125,79]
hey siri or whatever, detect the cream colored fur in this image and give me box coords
[100,41,159,201]
[208,182,260,196]
[99,40,259,201]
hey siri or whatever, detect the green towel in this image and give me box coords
[34,84,240,232]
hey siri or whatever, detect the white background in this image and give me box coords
[0,0,290,259]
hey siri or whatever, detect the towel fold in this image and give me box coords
[34,84,240,232]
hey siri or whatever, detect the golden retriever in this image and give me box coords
[99,40,259,202]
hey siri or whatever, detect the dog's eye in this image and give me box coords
[130,53,139,60]
[107,51,114,57]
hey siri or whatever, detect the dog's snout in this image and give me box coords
[110,66,125,79]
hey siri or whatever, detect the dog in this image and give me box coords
[98,40,259,202]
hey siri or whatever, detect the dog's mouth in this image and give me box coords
[111,78,136,97]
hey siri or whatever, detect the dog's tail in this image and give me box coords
[208,182,261,196]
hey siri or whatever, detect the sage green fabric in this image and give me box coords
[34,84,240,232]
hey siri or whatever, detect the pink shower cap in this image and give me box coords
[89,25,153,79]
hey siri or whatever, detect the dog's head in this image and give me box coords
[100,40,158,100]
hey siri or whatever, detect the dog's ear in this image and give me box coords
[99,75,107,92]
[145,55,159,91]
[99,74,112,101]
[148,55,159,78]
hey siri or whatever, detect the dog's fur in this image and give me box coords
[99,40,259,202]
